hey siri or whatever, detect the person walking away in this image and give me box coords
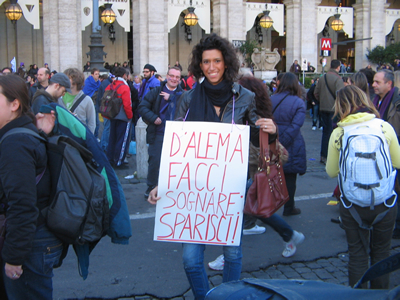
[314,59,345,164]
[104,67,133,167]
[326,85,400,288]
[138,66,183,198]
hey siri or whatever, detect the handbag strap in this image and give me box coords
[259,130,280,170]
[70,93,87,113]
[324,74,336,100]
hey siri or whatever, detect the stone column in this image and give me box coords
[135,118,148,179]
[42,0,82,72]
[132,0,168,75]
[212,0,246,41]
[283,0,321,72]
[353,0,389,71]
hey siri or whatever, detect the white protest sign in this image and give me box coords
[154,121,249,246]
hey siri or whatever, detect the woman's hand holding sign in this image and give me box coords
[148,186,161,205]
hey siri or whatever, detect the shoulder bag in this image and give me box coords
[244,131,289,218]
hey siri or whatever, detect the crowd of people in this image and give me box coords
[1,34,400,299]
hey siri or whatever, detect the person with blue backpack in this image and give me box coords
[326,85,400,289]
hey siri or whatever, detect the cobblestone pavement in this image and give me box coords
[111,247,400,300]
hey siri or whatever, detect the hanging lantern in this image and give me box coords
[259,10,273,29]
[184,7,198,26]
[331,14,344,31]
[101,3,116,24]
[5,0,22,24]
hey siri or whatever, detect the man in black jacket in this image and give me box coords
[29,68,50,103]
[138,67,184,198]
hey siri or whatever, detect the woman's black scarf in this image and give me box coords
[186,78,233,122]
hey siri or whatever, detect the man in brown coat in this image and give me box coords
[314,59,344,164]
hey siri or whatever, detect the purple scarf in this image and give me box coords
[373,87,395,117]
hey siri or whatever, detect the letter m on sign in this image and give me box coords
[321,38,332,51]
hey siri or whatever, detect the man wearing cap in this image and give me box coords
[30,67,50,103]
[138,64,160,100]
[44,63,50,72]
[31,73,71,114]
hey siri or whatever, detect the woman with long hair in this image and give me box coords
[208,76,305,272]
[0,75,62,299]
[326,85,400,288]
[271,72,307,216]
[148,34,276,300]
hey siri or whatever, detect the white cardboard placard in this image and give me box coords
[154,121,249,246]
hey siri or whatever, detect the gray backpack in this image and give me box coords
[0,128,109,245]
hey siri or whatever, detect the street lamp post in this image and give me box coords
[5,0,22,68]
[86,0,110,72]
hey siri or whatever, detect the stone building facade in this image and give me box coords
[0,0,399,75]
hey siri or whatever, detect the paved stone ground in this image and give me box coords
[109,246,400,300]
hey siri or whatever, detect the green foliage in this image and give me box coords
[239,40,261,67]
[302,77,313,89]
[384,43,400,64]
[366,44,400,65]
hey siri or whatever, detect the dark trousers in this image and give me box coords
[320,111,334,158]
[107,119,131,166]
[340,202,397,289]
[147,134,164,187]
[283,173,297,213]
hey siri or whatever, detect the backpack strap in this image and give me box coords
[0,128,47,184]
[347,205,390,255]
[70,93,87,113]
[323,74,336,99]
[0,127,45,144]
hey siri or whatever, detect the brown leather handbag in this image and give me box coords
[244,131,289,218]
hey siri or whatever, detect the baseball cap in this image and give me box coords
[50,73,72,93]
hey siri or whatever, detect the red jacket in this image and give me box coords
[105,79,133,120]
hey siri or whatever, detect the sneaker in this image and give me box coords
[243,225,266,235]
[319,126,323,131]
[282,230,305,258]
[144,185,155,199]
[208,254,224,271]
[312,126,317,131]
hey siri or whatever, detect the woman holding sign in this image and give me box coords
[149,33,276,300]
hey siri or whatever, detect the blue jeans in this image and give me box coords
[94,104,100,138]
[3,225,63,300]
[320,111,334,158]
[182,242,242,300]
[100,118,110,152]
[312,104,321,128]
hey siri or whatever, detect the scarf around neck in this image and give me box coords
[186,78,233,122]
[373,87,395,118]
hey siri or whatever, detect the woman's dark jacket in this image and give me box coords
[138,81,184,144]
[271,92,307,174]
[0,116,51,265]
[176,82,261,145]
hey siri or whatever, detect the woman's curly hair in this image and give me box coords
[188,33,240,83]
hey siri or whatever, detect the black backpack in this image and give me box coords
[99,83,123,119]
[0,128,109,245]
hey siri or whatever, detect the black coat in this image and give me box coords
[0,116,51,265]
[138,81,184,144]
